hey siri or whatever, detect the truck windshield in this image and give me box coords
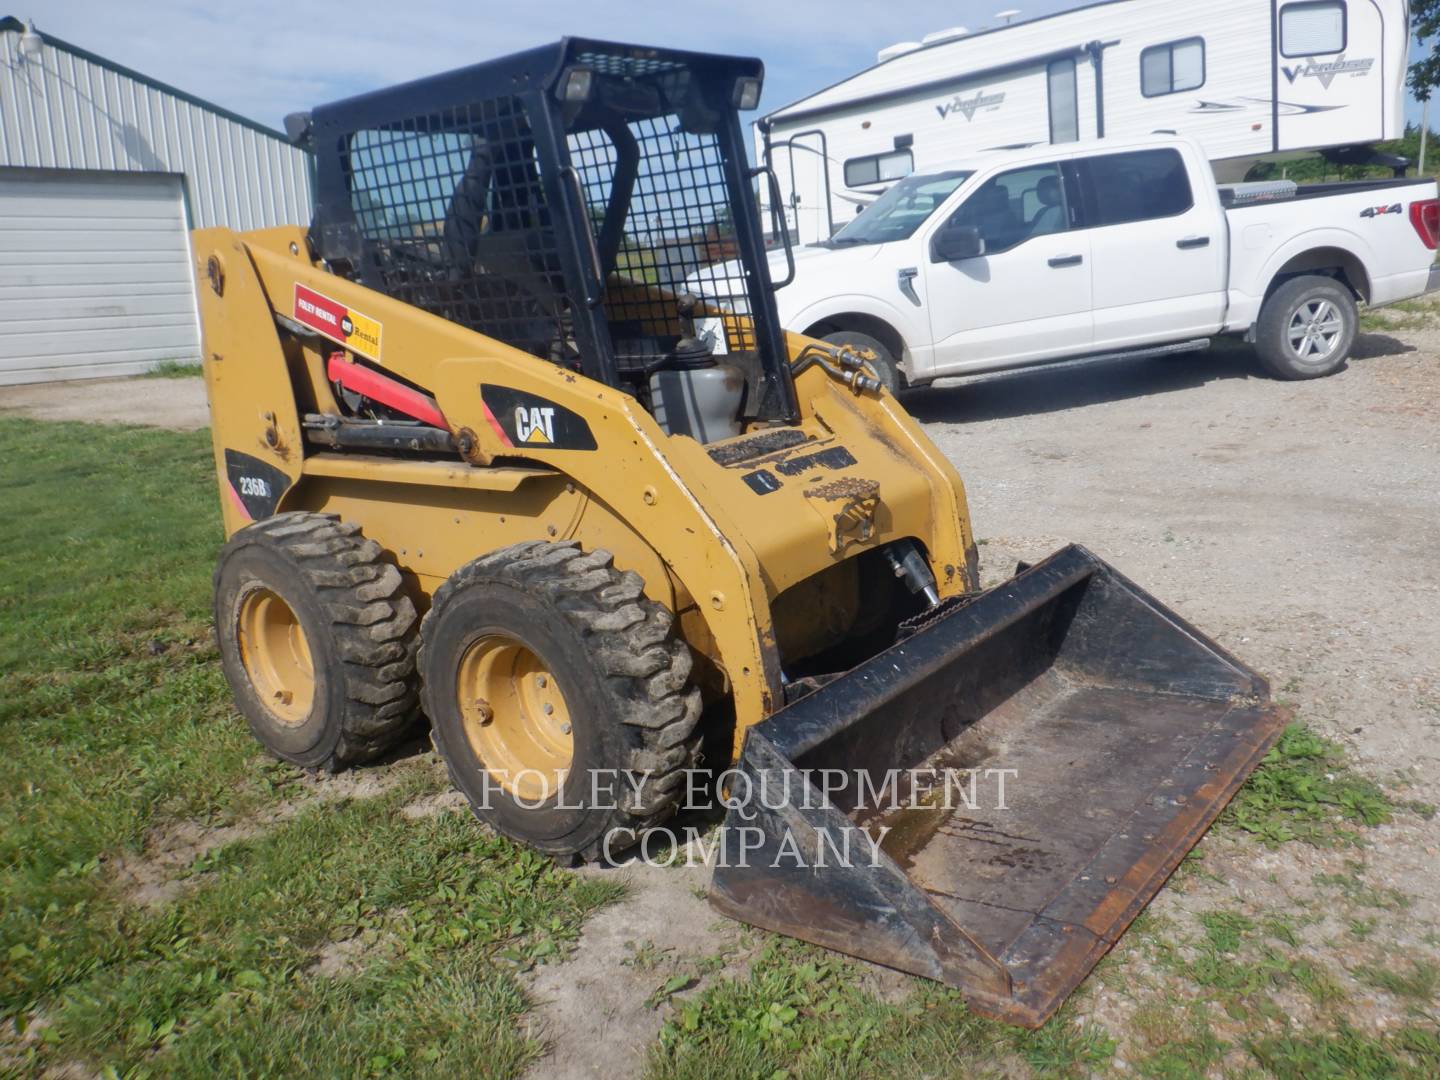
[828,171,973,247]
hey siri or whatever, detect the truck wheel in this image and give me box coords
[822,330,907,393]
[1254,275,1358,380]
[420,541,702,862]
[214,513,420,771]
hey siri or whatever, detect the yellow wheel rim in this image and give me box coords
[456,635,574,802]
[236,587,315,726]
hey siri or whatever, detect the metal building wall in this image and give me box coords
[0,20,312,229]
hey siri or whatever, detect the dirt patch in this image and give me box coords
[0,375,209,431]
[0,1012,50,1076]
[108,763,420,907]
[308,935,375,980]
[400,789,469,820]
[108,796,309,908]
[523,859,745,1080]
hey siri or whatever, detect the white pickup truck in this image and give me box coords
[700,135,1440,389]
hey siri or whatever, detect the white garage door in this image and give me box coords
[0,168,200,385]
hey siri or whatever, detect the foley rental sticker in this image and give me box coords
[293,283,384,359]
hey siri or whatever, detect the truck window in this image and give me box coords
[1141,38,1206,97]
[828,170,972,247]
[1079,149,1193,228]
[844,150,914,188]
[1280,1,1346,57]
[947,163,1070,255]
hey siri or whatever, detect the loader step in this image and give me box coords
[708,545,1289,1027]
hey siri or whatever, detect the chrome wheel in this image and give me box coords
[1287,299,1345,364]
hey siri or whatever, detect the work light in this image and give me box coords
[732,76,762,111]
[559,66,595,103]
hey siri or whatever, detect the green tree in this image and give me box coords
[1411,0,1440,101]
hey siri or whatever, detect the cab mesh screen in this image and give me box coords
[344,96,570,360]
[341,76,756,372]
[567,114,756,363]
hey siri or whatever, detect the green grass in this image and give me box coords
[647,937,1115,1080]
[1359,294,1440,334]
[0,418,617,1076]
[1361,311,1434,333]
[1248,1024,1440,1079]
[1353,960,1440,1004]
[1132,1003,1227,1080]
[1121,901,1440,1077]
[1313,861,1413,912]
[141,360,204,378]
[1221,723,1394,846]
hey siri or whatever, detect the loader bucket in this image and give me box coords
[707,545,1289,1027]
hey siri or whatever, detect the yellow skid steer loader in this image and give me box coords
[193,39,1287,1026]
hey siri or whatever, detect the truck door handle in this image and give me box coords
[1177,235,1211,250]
[1048,254,1084,268]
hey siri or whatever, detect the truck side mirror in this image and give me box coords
[931,224,985,263]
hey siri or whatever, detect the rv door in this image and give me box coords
[768,130,832,245]
[1275,0,1393,151]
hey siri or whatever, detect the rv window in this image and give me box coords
[1048,59,1080,143]
[1080,149,1194,227]
[1140,38,1206,97]
[1280,1,1346,57]
[947,163,1070,255]
[844,150,914,188]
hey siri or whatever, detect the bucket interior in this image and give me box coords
[718,548,1288,1025]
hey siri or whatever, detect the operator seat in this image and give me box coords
[1028,174,1066,237]
[439,138,567,358]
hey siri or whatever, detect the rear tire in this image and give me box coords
[214,513,420,771]
[419,541,702,862]
[821,330,907,393]
[1254,275,1358,380]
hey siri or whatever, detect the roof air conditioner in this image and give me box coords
[877,41,923,62]
[921,27,970,46]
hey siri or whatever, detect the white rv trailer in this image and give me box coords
[759,0,1411,244]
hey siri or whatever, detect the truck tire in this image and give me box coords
[1253,275,1358,381]
[420,541,702,863]
[214,513,420,772]
[822,330,907,393]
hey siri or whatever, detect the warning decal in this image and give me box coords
[293,283,383,358]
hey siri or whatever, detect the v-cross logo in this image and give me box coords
[1282,54,1375,90]
[936,89,1006,121]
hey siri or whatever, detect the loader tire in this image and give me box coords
[214,513,420,771]
[420,541,702,863]
[1254,275,1358,381]
[822,330,907,393]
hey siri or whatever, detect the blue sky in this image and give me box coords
[22,1,1432,132]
